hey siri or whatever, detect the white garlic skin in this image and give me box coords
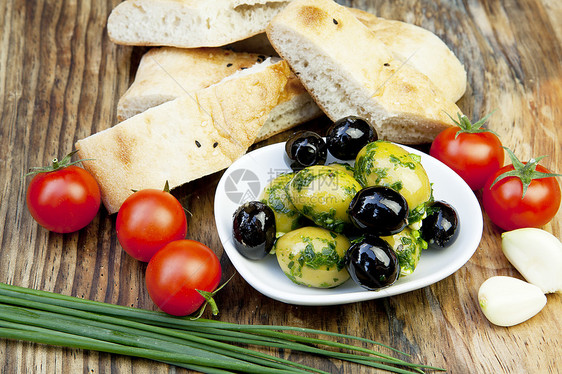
[501,228,562,294]
[478,276,547,327]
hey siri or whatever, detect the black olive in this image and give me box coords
[232,201,276,260]
[285,131,327,170]
[420,201,459,248]
[348,186,409,236]
[326,116,377,160]
[346,235,400,290]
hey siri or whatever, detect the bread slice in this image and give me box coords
[76,59,291,214]
[117,47,322,141]
[266,0,462,144]
[348,8,466,103]
[117,47,270,121]
[226,8,467,103]
[107,0,293,48]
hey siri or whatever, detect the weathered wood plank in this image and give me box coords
[0,0,560,373]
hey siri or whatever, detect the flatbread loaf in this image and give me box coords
[117,47,322,142]
[107,0,293,48]
[266,0,463,144]
[76,59,291,214]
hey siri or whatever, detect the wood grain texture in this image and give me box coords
[1,0,561,373]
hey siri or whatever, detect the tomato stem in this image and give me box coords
[445,111,499,139]
[192,274,236,320]
[490,147,562,197]
[25,150,93,177]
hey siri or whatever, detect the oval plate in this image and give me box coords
[214,142,483,306]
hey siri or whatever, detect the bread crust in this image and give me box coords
[266,0,463,144]
[76,60,291,214]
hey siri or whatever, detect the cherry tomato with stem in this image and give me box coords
[26,151,101,233]
[145,240,222,317]
[430,112,504,190]
[116,182,187,262]
[482,148,562,231]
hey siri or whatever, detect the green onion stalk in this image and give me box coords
[0,283,444,374]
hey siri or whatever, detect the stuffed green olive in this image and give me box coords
[275,226,350,288]
[259,172,304,235]
[286,165,362,233]
[354,141,432,225]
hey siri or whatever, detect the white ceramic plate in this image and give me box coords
[214,142,483,306]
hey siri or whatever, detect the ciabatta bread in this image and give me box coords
[266,0,462,144]
[76,59,291,214]
[117,47,322,142]
[107,0,293,48]
[348,8,466,103]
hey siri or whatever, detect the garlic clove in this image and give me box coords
[478,276,547,327]
[501,228,562,294]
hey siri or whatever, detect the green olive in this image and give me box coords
[381,227,428,276]
[275,226,350,288]
[286,165,362,232]
[259,172,304,235]
[354,141,432,222]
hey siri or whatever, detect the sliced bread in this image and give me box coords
[227,8,467,103]
[117,47,323,141]
[107,0,293,48]
[76,59,291,214]
[266,0,463,144]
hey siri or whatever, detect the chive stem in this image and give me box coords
[0,283,443,373]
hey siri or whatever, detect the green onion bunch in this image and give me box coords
[0,283,443,373]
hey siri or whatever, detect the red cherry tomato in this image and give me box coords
[145,240,222,316]
[116,188,187,262]
[430,113,504,191]
[26,164,101,233]
[482,163,561,231]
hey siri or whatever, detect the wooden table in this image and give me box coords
[1,0,561,372]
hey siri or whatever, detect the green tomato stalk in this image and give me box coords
[446,111,498,138]
[490,147,562,198]
[25,150,92,177]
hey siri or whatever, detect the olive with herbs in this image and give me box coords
[346,235,400,290]
[275,226,350,288]
[326,116,377,160]
[232,201,276,260]
[286,165,362,233]
[258,172,304,235]
[420,201,459,248]
[348,186,409,236]
[285,131,327,170]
